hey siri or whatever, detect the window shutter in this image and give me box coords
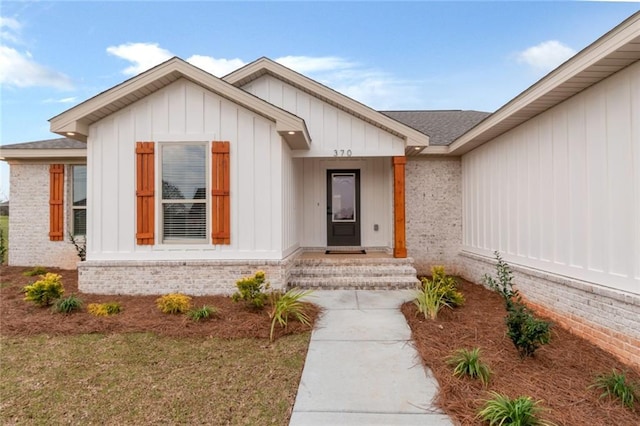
[211,141,230,245]
[136,142,155,245]
[49,164,65,241]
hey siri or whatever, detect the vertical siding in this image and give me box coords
[242,75,405,157]
[88,78,284,260]
[462,61,640,295]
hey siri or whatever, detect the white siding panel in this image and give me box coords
[462,61,640,295]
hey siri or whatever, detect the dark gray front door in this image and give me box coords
[327,170,361,246]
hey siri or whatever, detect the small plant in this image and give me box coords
[414,279,450,320]
[268,288,313,342]
[426,265,465,307]
[0,228,7,265]
[590,369,638,409]
[187,305,218,322]
[87,302,122,316]
[232,271,270,309]
[446,347,492,386]
[156,293,192,314]
[68,232,86,261]
[23,273,64,306]
[477,392,551,426]
[23,266,48,277]
[53,294,83,314]
[484,252,551,358]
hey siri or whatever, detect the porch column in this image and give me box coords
[393,156,407,258]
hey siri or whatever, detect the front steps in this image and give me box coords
[288,256,420,290]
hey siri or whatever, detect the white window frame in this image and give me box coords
[70,164,87,236]
[159,142,209,244]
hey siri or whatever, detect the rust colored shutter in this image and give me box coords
[49,164,65,241]
[211,141,230,244]
[136,142,155,245]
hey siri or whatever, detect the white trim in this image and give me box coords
[0,149,86,160]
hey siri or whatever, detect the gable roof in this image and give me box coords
[381,110,490,147]
[0,138,86,161]
[449,11,640,155]
[223,57,431,155]
[49,57,311,150]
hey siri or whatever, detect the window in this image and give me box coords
[71,165,87,236]
[160,144,207,242]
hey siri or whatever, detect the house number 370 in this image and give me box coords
[333,149,352,157]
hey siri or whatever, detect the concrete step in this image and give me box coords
[289,276,420,290]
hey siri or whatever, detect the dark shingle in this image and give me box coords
[380,110,491,146]
[0,138,86,149]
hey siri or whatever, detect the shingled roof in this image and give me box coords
[1,138,86,149]
[380,110,491,146]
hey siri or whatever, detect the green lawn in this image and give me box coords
[1,332,310,424]
[0,215,7,264]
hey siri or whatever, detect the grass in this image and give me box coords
[0,332,311,424]
[0,215,7,264]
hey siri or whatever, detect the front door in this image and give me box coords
[327,170,361,246]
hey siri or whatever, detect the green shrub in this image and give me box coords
[53,294,83,314]
[446,347,491,386]
[23,266,48,277]
[426,265,465,307]
[68,232,86,261]
[0,228,7,265]
[414,280,449,320]
[187,305,218,322]
[87,302,122,316]
[477,392,551,426]
[232,271,270,309]
[484,252,551,358]
[156,293,192,314]
[23,273,64,306]
[268,288,313,342]
[505,305,551,359]
[590,369,638,409]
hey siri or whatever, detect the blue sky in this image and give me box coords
[1,1,639,200]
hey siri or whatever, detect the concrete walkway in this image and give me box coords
[290,290,452,425]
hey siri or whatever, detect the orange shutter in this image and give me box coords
[211,141,230,245]
[136,142,155,245]
[49,164,65,241]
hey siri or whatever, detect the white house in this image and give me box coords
[1,12,638,366]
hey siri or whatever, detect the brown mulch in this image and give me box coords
[402,278,640,425]
[0,266,319,339]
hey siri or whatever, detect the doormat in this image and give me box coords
[324,249,367,255]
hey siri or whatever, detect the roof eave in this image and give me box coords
[0,148,87,161]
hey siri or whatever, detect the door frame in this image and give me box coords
[326,169,361,246]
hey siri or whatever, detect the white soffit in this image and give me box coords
[448,11,640,156]
[49,58,311,150]
[223,58,430,150]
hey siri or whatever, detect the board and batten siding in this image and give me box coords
[87,78,286,260]
[242,75,406,158]
[300,157,393,248]
[462,61,640,295]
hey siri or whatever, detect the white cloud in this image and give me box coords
[275,55,354,74]
[0,45,74,90]
[186,55,246,77]
[106,42,173,75]
[516,40,576,72]
[0,16,21,44]
[43,96,77,104]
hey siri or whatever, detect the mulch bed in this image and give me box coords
[0,266,319,339]
[402,278,640,425]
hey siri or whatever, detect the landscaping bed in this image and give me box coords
[403,278,640,425]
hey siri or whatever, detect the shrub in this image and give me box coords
[187,305,218,322]
[68,232,86,261]
[156,293,192,314]
[446,347,491,386]
[53,294,83,314]
[590,369,638,409]
[0,228,6,265]
[414,279,450,320]
[269,288,313,342]
[23,266,48,277]
[23,273,64,306]
[427,265,465,307]
[484,252,551,358]
[505,305,551,359]
[477,392,551,426]
[232,271,270,309]
[87,302,122,316]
